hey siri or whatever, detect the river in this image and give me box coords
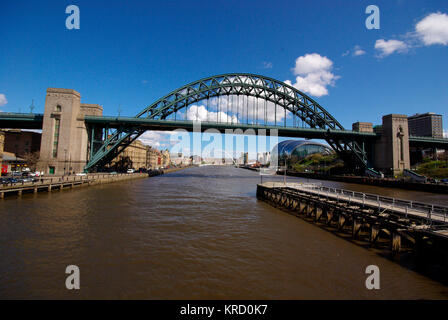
[1,165,447,299]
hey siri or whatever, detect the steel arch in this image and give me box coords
[85,73,368,171]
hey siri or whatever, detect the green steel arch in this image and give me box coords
[85,73,369,171]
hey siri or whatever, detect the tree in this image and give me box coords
[22,151,40,171]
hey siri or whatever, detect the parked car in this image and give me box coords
[75,172,87,176]
[441,178,448,184]
[127,169,135,173]
[2,178,19,185]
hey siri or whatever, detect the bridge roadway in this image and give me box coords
[1,112,447,148]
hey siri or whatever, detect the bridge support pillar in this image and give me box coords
[373,114,410,175]
[352,218,362,239]
[326,209,333,225]
[299,202,306,215]
[338,214,346,231]
[315,207,323,222]
[36,88,103,175]
[392,232,401,254]
[370,224,380,245]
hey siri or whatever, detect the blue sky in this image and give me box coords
[1,0,447,155]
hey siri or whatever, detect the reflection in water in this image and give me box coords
[0,166,447,299]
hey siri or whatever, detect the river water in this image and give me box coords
[1,166,448,299]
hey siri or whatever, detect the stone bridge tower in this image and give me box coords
[36,88,102,175]
[373,114,410,175]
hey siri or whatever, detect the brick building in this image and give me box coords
[111,139,147,171]
[408,113,443,138]
[2,129,41,157]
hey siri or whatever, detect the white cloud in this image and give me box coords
[186,104,239,123]
[0,94,7,107]
[374,39,408,57]
[261,61,273,69]
[444,129,448,138]
[343,45,366,57]
[293,53,333,75]
[184,97,288,124]
[286,53,339,97]
[138,130,180,148]
[415,12,448,46]
[353,45,366,56]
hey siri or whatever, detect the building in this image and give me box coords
[146,146,162,169]
[161,149,171,167]
[1,152,26,174]
[111,139,147,171]
[243,152,249,165]
[36,88,103,175]
[257,152,271,165]
[270,140,333,169]
[170,153,191,166]
[352,122,373,133]
[0,131,4,173]
[408,113,443,138]
[3,129,42,157]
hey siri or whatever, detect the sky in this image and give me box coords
[1,0,448,157]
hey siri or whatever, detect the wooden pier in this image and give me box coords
[257,182,448,261]
[0,173,147,199]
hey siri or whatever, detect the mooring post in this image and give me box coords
[370,224,380,245]
[352,218,362,239]
[392,232,401,254]
[315,207,322,222]
[326,209,333,225]
[338,214,346,230]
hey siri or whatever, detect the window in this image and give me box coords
[52,118,60,158]
[49,166,55,174]
[56,105,62,112]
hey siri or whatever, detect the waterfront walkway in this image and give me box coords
[0,173,147,198]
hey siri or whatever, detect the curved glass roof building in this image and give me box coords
[271,140,333,168]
